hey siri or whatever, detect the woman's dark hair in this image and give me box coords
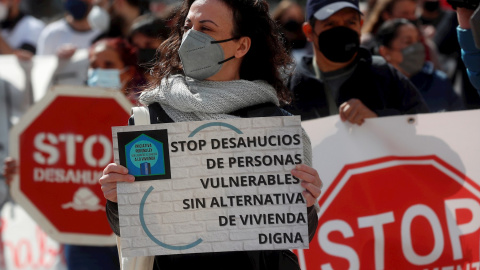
[150,0,292,104]
[376,18,413,48]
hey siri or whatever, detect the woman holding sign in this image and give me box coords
[98,0,322,269]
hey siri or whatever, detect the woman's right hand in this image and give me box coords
[99,163,135,203]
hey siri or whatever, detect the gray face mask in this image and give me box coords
[399,42,425,76]
[178,29,236,80]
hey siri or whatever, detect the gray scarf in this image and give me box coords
[139,75,280,122]
[139,75,311,166]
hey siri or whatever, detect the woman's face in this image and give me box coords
[382,24,419,68]
[88,43,134,93]
[183,0,241,80]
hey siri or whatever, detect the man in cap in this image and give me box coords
[285,0,429,124]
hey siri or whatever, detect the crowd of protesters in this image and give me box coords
[0,0,478,109]
[1,0,480,269]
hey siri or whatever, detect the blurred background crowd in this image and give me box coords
[0,0,478,110]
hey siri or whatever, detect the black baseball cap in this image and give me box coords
[306,0,361,21]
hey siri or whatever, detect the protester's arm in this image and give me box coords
[339,99,378,126]
[0,35,14,55]
[456,8,480,91]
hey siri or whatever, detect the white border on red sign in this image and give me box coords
[8,86,132,245]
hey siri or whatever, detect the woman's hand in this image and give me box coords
[291,164,323,207]
[2,157,17,186]
[98,163,135,203]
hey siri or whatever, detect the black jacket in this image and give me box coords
[285,49,430,121]
[106,102,318,270]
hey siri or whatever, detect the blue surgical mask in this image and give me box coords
[87,68,122,89]
[178,29,236,80]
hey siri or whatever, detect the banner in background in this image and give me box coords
[0,202,66,270]
[297,110,480,270]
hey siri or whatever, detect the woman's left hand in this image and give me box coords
[291,164,323,207]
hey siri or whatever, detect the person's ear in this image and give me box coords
[234,36,251,59]
[302,22,315,42]
[378,45,390,60]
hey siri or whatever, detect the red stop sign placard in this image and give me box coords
[301,155,480,270]
[10,86,132,245]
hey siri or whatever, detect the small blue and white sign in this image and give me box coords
[117,130,171,181]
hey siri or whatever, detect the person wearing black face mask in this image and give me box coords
[128,14,170,83]
[272,0,312,64]
[285,0,429,124]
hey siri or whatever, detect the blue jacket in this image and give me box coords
[410,62,465,112]
[457,27,480,92]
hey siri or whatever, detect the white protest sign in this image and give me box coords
[113,116,309,257]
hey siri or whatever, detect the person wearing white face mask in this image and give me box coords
[376,18,465,112]
[87,0,111,33]
[88,37,147,104]
[0,0,44,59]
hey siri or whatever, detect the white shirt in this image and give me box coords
[36,19,102,55]
[1,15,45,50]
